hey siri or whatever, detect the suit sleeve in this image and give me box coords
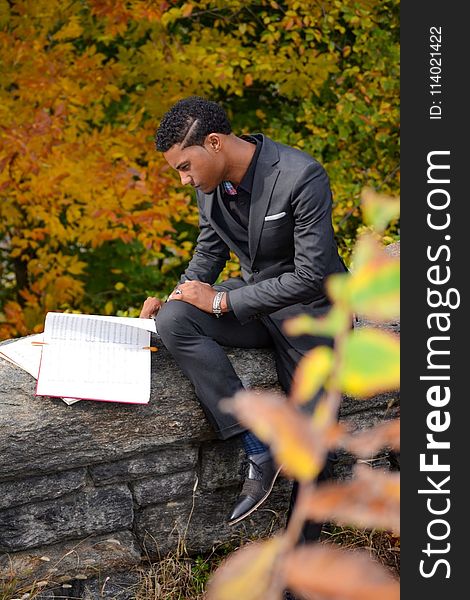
[179,194,230,284]
[228,161,337,323]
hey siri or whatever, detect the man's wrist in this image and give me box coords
[221,291,229,312]
[212,291,224,317]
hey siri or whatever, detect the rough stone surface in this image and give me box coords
[0,345,280,482]
[199,438,245,490]
[81,571,141,600]
[0,531,141,586]
[132,470,196,506]
[0,469,87,510]
[0,486,133,552]
[135,478,292,558]
[89,446,198,486]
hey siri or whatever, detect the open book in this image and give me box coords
[0,313,157,405]
[0,333,85,405]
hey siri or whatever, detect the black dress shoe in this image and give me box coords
[228,451,281,525]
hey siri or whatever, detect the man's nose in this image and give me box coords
[180,173,193,186]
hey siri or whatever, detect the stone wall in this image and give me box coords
[0,244,400,595]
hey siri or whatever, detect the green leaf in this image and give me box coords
[339,328,400,397]
[348,235,400,320]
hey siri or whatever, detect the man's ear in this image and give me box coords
[205,133,221,152]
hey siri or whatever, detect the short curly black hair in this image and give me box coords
[155,96,232,152]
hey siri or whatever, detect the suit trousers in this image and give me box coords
[155,297,335,542]
[155,298,331,439]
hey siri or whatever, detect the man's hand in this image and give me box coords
[139,296,162,319]
[168,280,224,314]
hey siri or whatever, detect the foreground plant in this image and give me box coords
[206,190,400,600]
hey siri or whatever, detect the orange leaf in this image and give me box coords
[341,418,400,457]
[223,391,340,481]
[300,465,400,533]
[244,73,254,87]
[283,545,399,600]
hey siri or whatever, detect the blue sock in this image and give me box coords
[241,430,269,456]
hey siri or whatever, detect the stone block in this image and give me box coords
[0,469,87,510]
[199,438,245,490]
[132,470,196,507]
[81,571,141,600]
[89,446,198,485]
[0,531,141,587]
[0,486,133,552]
[135,478,292,559]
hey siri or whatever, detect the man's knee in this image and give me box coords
[155,301,196,341]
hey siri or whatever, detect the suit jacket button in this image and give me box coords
[253,268,259,274]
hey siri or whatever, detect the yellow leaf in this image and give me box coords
[104,300,114,315]
[291,346,334,404]
[67,260,86,276]
[284,306,350,338]
[52,17,83,40]
[206,538,282,600]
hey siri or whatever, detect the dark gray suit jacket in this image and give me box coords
[180,134,346,348]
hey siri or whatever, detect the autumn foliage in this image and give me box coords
[0,0,399,339]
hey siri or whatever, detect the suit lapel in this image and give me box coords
[203,188,250,261]
[248,136,280,262]
[202,135,281,264]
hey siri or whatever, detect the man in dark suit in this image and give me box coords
[140,96,346,530]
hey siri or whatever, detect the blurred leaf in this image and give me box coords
[339,328,400,397]
[341,418,400,456]
[223,391,340,481]
[326,272,351,306]
[283,542,399,600]
[206,538,283,600]
[301,465,400,533]
[284,306,350,338]
[362,187,400,233]
[291,346,334,404]
[348,234,400,320]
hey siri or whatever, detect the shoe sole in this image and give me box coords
[228,466,282,526]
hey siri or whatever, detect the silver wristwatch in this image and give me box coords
[212,291,224,318]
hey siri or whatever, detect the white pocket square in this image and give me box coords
[264,211,286,222]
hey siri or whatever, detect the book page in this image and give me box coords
[44,312,156,341]
[37,319,151,403]
[0,335,82,405]
[0,334,44,378]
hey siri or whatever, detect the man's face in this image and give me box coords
[163,138,224,194]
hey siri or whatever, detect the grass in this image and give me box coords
[1,527,400,599]
[322,525,401,577]
[1,521,399,600]
[134,544,231,600]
